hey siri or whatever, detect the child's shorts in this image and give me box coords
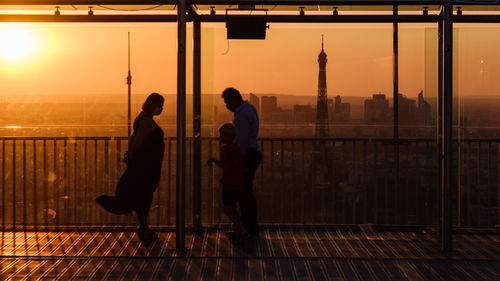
[222,189,240,205]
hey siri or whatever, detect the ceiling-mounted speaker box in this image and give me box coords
[226,16,267,39]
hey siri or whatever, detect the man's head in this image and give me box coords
[219,123,237,144]
[222,87,244,112]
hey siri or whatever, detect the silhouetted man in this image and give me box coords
[222,87,261,240]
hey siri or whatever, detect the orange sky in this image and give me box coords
[1,22,500,99]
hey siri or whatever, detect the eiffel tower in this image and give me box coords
[313,36,331,192]
[316,35,330,138]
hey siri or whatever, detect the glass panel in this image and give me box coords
[0,22,178,227]
[455,23,500,228]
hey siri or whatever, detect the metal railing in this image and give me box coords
[0,137,498,230]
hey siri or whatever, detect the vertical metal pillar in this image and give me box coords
[438,6,443,230]
[176,0,187,251]
[127,32,132,137]
[393,5,399,141]
[193,18,202,232]
[393,5,400,224]
[441,1,453,252]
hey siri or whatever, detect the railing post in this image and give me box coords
[176,0,187,252]
[12,140,16,231]
[2,140,5,231]
[193,17,202,232]
[441,1,453,252]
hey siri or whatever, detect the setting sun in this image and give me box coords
[0,25,38,62]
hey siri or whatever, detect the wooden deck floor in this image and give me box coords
[1,227,499,280]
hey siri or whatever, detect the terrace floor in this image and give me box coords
[1,226,499,280]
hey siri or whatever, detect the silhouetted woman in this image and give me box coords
[96,93,165,239]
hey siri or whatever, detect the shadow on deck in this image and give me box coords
[1,226,499,280]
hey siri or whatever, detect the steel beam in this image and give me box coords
[453,15,500,23]
[176,0,186,252]
[199,15,440,23]
[0,0,446,6]
[393,5,399,141]
[438,4,443,235]
[0,14,442,23]
[441,1,453,252]
[0,14,177,22]
[392,4,400,225]
[192,12,202,232]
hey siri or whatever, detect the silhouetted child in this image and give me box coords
[207,123,246,239]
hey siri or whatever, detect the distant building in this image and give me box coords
[249,93,260,113]
[293,105,315,124]
[398,94,417,125]
[261,96,278,120]
[416,91,432,125]
[364,94,390,124]
[333,95,350,123]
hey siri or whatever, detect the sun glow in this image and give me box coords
[0,25,38,62]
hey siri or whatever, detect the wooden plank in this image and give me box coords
[290,259,312,281]
[232,258,249,281]
[336,260,360,281]
[424,261,467,281]
[203,231,217,256]
[478,234,500,259]
[54,259,90,280]
[282,228,301,257]
[200,258,216,281]
[321,259,344,281]
[364,260,391,280]
[276,259,296,281]
[183,258,204,281]
[307,228,330,257]
[355,231,386,259]
[267,229,287,257]
[294,229,315,257]
[247,259,264,281]
[4,259,44,280]
[149,257,176,281]
[189,232,207,257]
[40,259,73,279]
[257,230,273,258]
[132,259,162,281]
[448,261,489,281]
[261,259,280,281]
[66,258,95,280]
[406,261,442,281]
[104,260,131,280]
[328,229,358,258]
[307,260,328,281]
[462,234,498,260]
[469,261,500,280]
[350,260,376,281]
[345,229,373,258]
[24,259,61,280]
[396,261,425,281]
[378,260,406,280]
[170,259,190,281]
[312,228,342,257]
[216,258,232,281]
